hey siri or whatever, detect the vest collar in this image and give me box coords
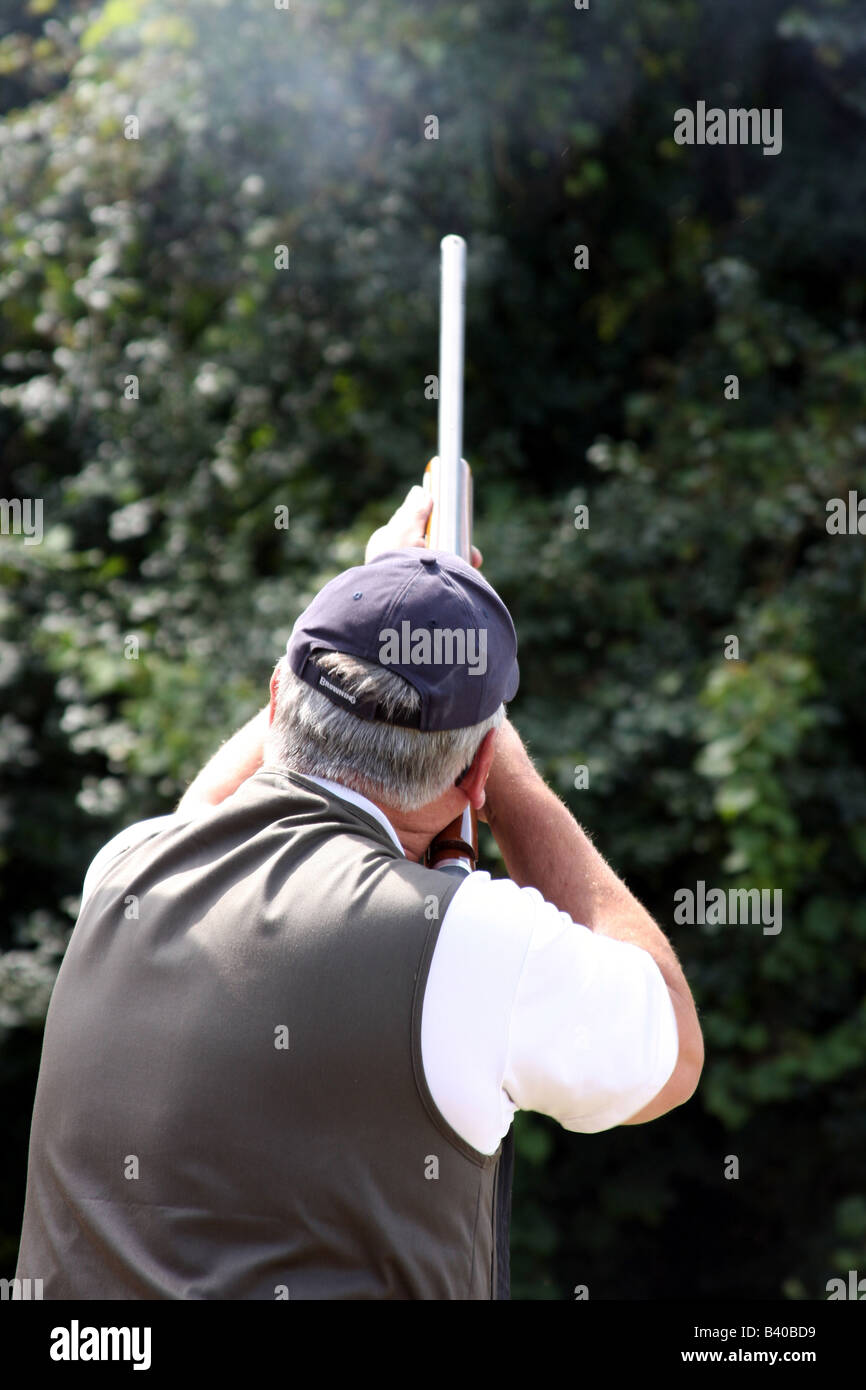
[296,773,406,857]
[255,766,406,858]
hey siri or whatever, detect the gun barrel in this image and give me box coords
[429,235,471,560]
[423,236,477,872]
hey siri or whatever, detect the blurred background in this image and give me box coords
[1,0,865,1299]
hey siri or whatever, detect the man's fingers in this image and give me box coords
[369,487,482,561]
[402,486,432,524]
[400,486,432,545]
[399,484,429,513]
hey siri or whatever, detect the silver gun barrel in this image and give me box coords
[430,235,471,560]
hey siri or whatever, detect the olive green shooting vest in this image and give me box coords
[15,768,512,1299]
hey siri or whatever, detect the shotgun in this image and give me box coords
[423,235,478,874]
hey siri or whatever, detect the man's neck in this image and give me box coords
[296,770,460,865]
[368,795,464,865]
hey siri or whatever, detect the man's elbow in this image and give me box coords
[622,1015,704,1125]
[674,1014,705,1101]
[670,1043,704,1110]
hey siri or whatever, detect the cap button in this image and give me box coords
[419,553,437,566]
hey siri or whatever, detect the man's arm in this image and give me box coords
[175,706,270,815]
[480,719,704,1122]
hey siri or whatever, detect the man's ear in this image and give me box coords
[457,727,498,812]
[268,661,282,725]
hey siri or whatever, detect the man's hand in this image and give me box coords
[365,484,482,567]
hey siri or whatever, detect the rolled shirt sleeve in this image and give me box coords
[502,886,680,1132]
[422,873,681,1152]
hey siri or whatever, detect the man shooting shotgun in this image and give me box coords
[15,239,703,1301]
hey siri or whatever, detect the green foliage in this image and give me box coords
[1,0,865,1299]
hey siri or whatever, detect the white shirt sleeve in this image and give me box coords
[502,886,680,1134]
[80,816,179,906]
[421,872,680,1155]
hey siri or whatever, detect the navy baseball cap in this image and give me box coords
[286,549,519,731]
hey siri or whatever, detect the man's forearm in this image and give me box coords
[176,706,270,814]
[484,723,680,962]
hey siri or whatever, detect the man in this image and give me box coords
[16,488,703,1300]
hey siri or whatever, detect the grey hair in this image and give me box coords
[264,650,504,813]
